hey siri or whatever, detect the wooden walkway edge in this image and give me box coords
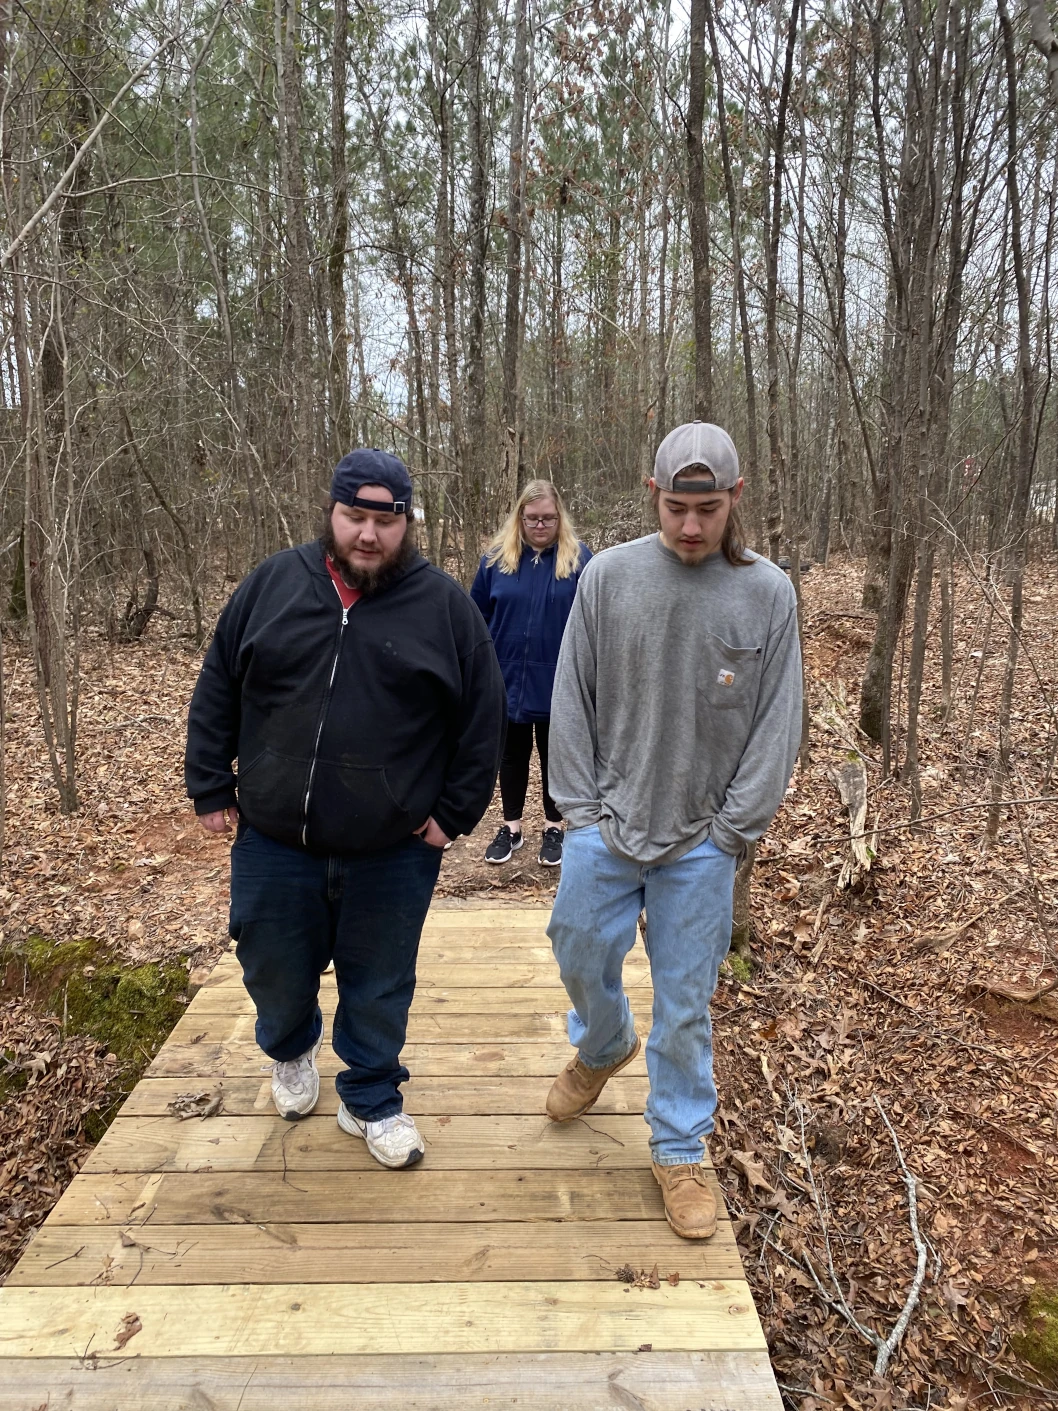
[0,907,783,1409]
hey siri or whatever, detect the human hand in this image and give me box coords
[414,816,452,849]
[199,806,240,834]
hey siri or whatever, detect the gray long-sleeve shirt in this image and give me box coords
[549,533,802,866]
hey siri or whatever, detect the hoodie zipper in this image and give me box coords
[301,588,350,847]
[516,546,550,719]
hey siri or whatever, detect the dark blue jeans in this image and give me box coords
[229,824,443,1120]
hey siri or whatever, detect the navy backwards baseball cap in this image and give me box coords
[331,449,413,514]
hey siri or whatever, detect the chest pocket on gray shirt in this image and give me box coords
[698,634,763,711]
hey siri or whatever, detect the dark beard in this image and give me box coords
[320,519,416,597]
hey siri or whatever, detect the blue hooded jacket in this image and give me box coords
[470,540,592,724]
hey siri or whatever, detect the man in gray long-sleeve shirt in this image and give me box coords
[544,421,802,1240]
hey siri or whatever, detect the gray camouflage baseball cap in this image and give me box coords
[653,421,740,491]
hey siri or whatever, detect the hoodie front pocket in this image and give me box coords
[235,748,310,846]
[307,761,411,852]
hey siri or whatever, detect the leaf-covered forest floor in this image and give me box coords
[1,554,1056,1409]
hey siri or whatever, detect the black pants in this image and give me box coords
[499,720,562,825]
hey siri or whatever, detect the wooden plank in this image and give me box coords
[0,1279,766,1356]
[117,1073,652,1117]
[420,944,566,963]
[168,1009,578,1044]
[8,1219,743,1286]
[196,940,624,964]
[0,1351,784,1410]
[146,1040,643,1079]
[422,909,553,927]
[204,962,650,990]
[47,1168,722,1227]
[184,985,653,1017]
[80,1113,663,1174]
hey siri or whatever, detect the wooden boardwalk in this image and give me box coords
[0,907,782,1409]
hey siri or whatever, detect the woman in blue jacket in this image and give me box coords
[471,479,591,868]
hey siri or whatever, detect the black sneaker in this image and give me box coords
[485,825,523,864]
[538,827,563,867]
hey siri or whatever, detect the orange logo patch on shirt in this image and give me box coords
[717,670,736,687]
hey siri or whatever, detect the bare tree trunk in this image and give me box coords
[730,842,757,961]
[501,0,530,500]
[189,9,263,563]
[939,549,954,723]
[358,82,432,518]
[636,169,653,492]
[785,1,810,767]
[687,0,713,420]
[859,0,926,756]
[1026,0,1058,105]
[762,0,801,564]
[328,0,351,457]
[834,37,858,554]
[275,0,314,520]
[122,408,205,644]
[120,473,160,642]
[705,0,759,502]
[987,0,1037,841]
[463,0,489,583]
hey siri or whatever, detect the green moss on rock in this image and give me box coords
[723,952,754,985]
[3,936,190,1148]
[64,961,188,1064]
[3,935,188,1067]
[0,1048,28,1104]
[1013,1285,1058,1382]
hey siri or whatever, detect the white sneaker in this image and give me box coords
[270,1033,322,1120]
[337,1103,425,1168]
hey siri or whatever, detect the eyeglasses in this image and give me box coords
[523,514,558,528]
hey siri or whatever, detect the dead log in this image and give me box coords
[830,754,875,890]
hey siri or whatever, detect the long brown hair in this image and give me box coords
[484,479,583,579]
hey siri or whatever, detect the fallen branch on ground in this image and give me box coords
[803,794,1058,848]
[787,1097,932,1381]
[965,979,1058,1021]
[913,883,1025,954]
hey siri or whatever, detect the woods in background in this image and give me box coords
[1,0,1057,823]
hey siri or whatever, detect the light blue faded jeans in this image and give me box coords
[547,823,736,1166]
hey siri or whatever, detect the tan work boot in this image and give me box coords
[652,1162,717,1239]
[545,1034,642,1121]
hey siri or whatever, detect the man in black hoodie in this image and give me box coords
[185,450,506,1168]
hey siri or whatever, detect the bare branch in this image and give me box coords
[1,33,180,268]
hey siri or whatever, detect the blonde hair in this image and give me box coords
[485,480,583,579]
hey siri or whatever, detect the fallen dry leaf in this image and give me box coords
[762,1190,800,1220]
[940,1281,971,1316]
[166,1086,223,1120]
[729,1149,776,1193]
[113,1312,142,1350]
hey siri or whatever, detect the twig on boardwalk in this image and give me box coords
[43,1244,85,1270]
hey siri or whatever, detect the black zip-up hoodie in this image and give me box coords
[185,541,507,853]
